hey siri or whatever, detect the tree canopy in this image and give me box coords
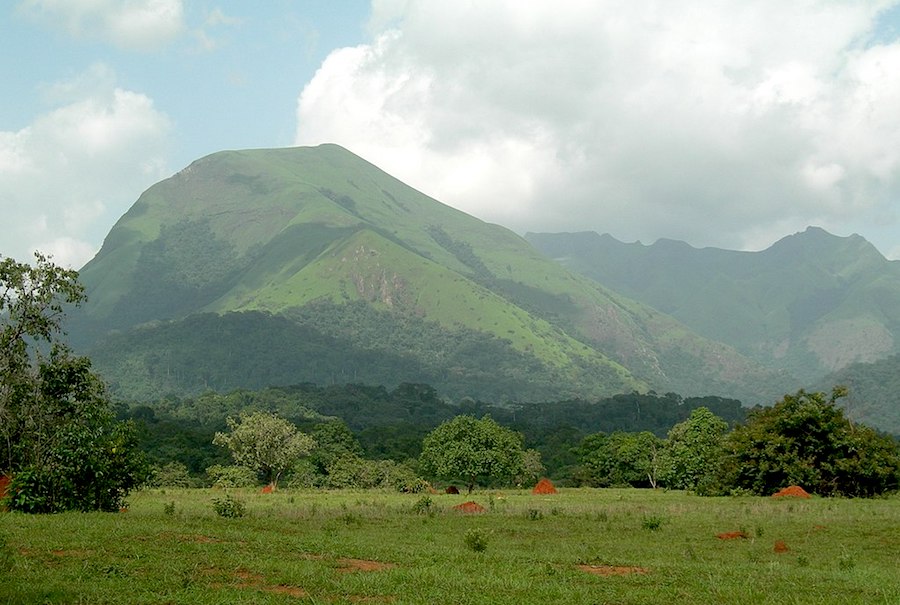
[718,388,900,497]
[1,253,147,512]
[419,415,526,493]
[213,411,316,487]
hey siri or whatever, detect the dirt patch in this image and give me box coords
[532,478,557,495]
[716,531,749,540]
[261,484,275,494]
[772,485,811,498]
[452,501,485,513]
[0,475,10,501]
[336,558,396,573]
[578,564,649,576]
[773,540,789,553]
[50,549,94,558]
[263,585,308,597]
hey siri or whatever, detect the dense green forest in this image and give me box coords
[119,382,746,483]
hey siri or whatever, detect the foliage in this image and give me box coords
[718,388,900,496]
[463,528,490,553]
[213,411,315,487]
[148,462,193,488]
[308,420,363,474]
[577,431,664,488]
[662,407,729,492]
[0,253,147,513]
[205,465,258,489]
[211,494,245,518]
[419,415,525,493]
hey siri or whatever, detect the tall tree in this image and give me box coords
[662,407,728,492]
[213,411,316,487]
[419,415,525,493]
[719,388,900,497]
[1,253,148,512]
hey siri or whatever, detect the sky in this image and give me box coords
[4,1,900,269]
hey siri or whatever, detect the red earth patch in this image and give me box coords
[772,485,811,498]
[532,478,558,495]
[578,564,649,576]
[716,531,749,540]
[452,501,485,513]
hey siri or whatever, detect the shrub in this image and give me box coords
[148,462,192,488]
[206,465,257,488]
[411,495,434,515]
[463,528,490,552]
[212,494,245,518]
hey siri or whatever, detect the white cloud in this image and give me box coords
[0,65,171,268]
[19,0,185,51]
[296,0,900,253]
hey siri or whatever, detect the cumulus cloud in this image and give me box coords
[20,0,185,51]
[0,64,171,268]
[296,1,900,253]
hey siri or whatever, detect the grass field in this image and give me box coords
[1,487,898,604]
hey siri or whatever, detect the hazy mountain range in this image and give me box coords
[63,144,900,433]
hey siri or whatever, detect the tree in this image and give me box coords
[419,415,524,493]
[718,388,900,497]
[577,431,664,488]
[662,407,728,492]
[1,253,148,512]
[213,411,315,487]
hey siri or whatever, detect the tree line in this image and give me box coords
[2,253,899,514]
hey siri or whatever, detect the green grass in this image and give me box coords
[2,488,898,604]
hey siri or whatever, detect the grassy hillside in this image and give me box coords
[527,227,900,383]
[69,144,787,403]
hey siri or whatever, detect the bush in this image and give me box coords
[463,528,490,552]
[717,389,900,497]
[148,462,192,488]
[212,494,245,518]
[206,465,257,488]
[411,495,435,515]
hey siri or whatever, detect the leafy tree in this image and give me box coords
[662,407,728,492]
[1,253,147,513]
[308,420,363,474]
[718,388,900,497]
[577,431,664,488]
[419,415,524,493]
[213,411,315,487]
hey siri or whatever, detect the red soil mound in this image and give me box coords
[773,540,789,553]
[532,478,557,495]
[445,485,460,494]
[772,485,811,499]
[452,501,485,513]
[336,558,396,573]
[716,531,749,540]
[578,564,648,576]
[260,484,275,494]
[0,475,9,501]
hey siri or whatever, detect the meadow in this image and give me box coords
[1,487,898,604]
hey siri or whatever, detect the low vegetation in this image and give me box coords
[1,488,898,604]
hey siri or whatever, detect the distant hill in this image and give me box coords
[526,228,900,432]
[817,355,900,435]
[66,144,786,404]
[526,228,900,382]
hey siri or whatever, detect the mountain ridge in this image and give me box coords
[67,144,788,404]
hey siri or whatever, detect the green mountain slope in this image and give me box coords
[526,227,900,383]
[816,354,900,435]
[69,144,787,403]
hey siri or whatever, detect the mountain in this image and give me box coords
[525,229,900,404]
[816,355,900,435]
[66,144,787,403]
